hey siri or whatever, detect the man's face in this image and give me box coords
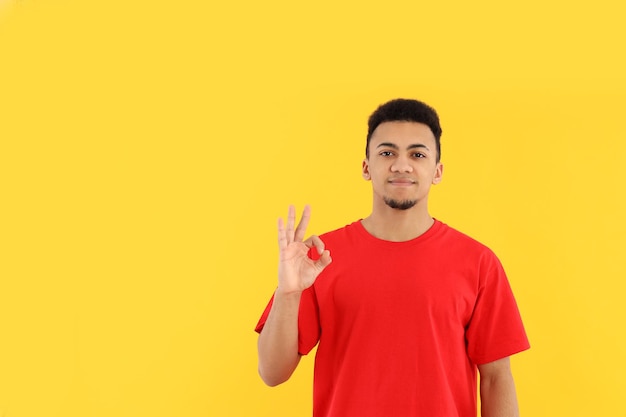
[362,121,443,210]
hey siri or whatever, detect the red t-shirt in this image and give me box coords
[256,220,529,417]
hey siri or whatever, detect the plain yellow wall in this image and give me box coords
[1,1,625,416]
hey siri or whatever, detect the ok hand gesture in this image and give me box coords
[277,205,332,294]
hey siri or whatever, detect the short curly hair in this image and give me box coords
[366,98,442,162]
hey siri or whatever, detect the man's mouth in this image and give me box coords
[388,178,415,185]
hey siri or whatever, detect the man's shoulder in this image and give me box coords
[435,220,495,254]
[319,220,361,237]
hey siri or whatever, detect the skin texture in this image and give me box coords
[478,357,520,417]
[360,121,443,241]
[258,121,522,416]
[257,205,331,386]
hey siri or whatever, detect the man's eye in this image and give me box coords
[413,153,426,158]
[380,151,394,156]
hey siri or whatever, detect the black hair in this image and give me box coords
[366,98,442,161]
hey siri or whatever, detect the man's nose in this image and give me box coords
[391,156,413,172]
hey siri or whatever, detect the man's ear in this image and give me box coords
[432,162,443,184]
[362,159,371,180]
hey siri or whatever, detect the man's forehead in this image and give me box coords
[375,141,432,150]
[370,122,436,144]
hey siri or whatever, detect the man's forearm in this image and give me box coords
[257,290,302,386]
[479,358,520,417]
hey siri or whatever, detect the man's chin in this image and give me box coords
[384,198,417,210]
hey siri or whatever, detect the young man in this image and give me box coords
[255,99,530,417]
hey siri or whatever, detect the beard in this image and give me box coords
[383,197,417,210]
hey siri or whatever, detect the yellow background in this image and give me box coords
[1,1,625,416]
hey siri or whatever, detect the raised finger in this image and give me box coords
[277,217,287,250]
[286,205,296,243]
[294,205,311,242]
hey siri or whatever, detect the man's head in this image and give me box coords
[366,99,442,162]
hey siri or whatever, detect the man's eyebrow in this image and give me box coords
[376,142,431,151]
[407,143,431,151]
[376,142,399,149]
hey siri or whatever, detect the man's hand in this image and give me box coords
[277,205,332,294]
[257,205,332,386]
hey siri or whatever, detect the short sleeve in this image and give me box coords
[254,286,321,355]
[465,250,530,364]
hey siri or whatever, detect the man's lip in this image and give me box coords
[388,178,415,185]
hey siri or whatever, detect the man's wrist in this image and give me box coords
[274,286,304,299]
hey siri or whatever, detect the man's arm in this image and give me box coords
[257,206,331,386]
[257,290,303,386]
[478,357,520,417]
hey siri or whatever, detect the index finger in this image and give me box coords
[294,205,311,242]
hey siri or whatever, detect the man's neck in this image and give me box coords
[361,204,435,242]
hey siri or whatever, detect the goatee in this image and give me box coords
[384,197,417,210]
